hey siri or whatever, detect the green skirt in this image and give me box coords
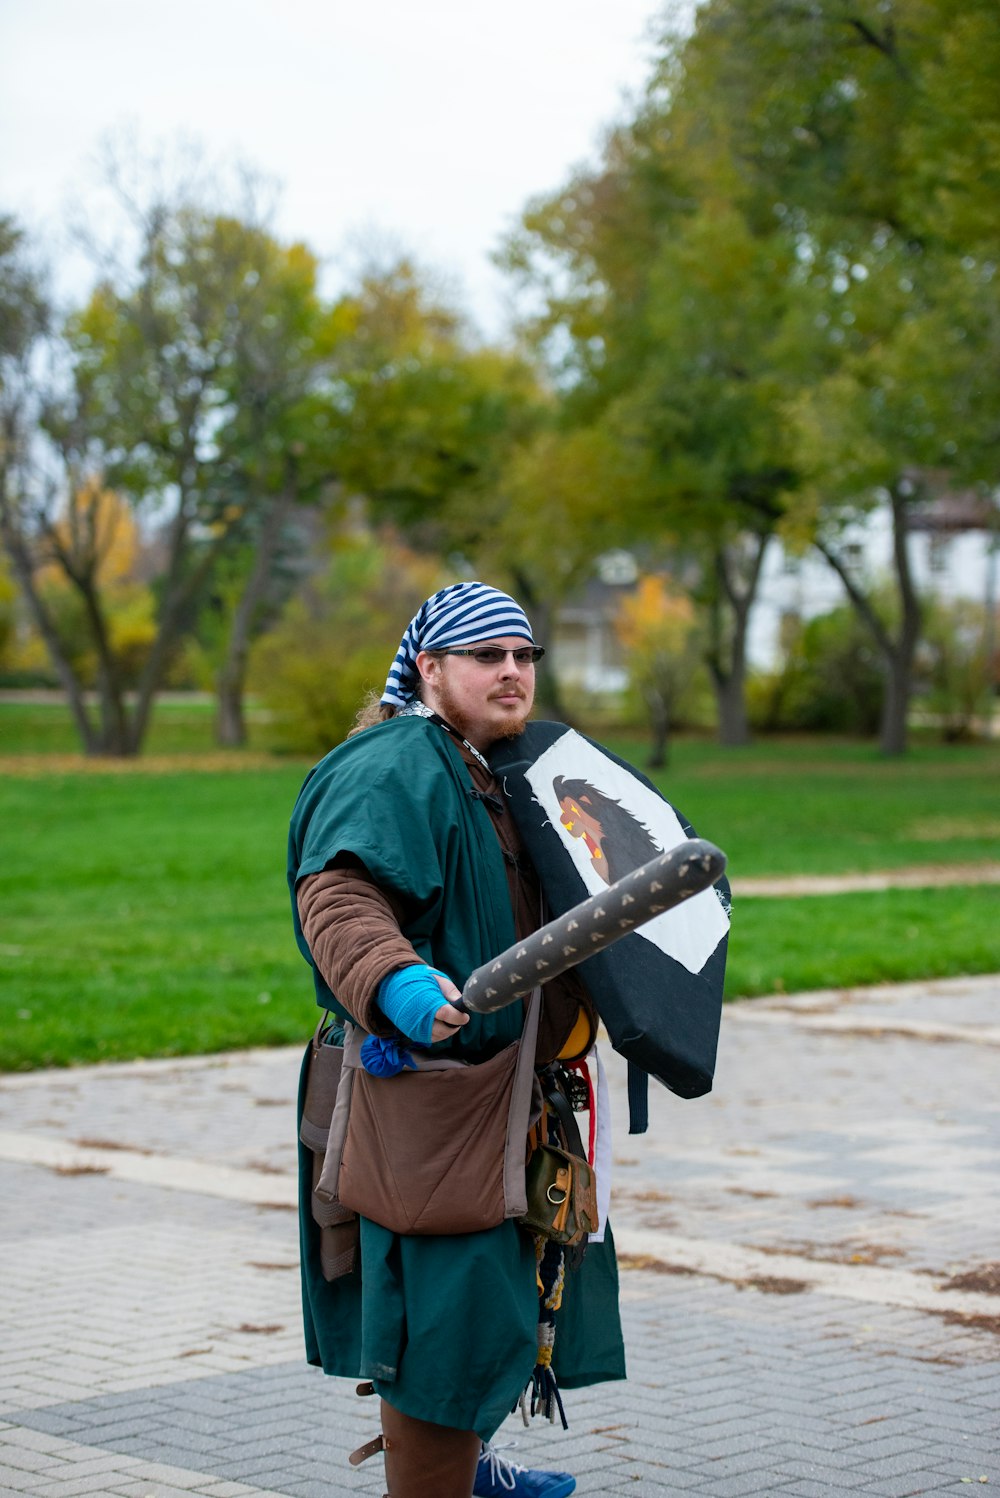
[296,1045,626,1441]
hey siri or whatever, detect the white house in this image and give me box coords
[747,485,999,671]
[553,485,997,687]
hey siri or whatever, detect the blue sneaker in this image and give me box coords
[473,1442,576,1498]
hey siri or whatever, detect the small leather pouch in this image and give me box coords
[517,1073,598,1245]
[300,1017,359,1280]
[519,1142,598,1245]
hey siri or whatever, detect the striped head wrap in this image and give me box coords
[381,581,535,708]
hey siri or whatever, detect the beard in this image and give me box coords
[434,675,531,748]
[493,710,530,741]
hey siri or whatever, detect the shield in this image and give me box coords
[490,722,731,1125]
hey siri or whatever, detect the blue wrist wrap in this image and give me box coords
[376,965,451,1046]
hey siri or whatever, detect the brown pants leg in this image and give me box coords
[380,1397,482,1498]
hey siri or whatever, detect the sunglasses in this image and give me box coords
[442,646,545,667]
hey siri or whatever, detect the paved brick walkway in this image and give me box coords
[1,974,998,1497]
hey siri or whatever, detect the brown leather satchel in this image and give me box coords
[316,988,543,1237]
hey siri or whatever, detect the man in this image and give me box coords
[288,582,625,1498]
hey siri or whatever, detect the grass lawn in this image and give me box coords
[1,704,998,1069]
[725,886,1000,998]
[612,732,1000,877]
[0,695,275,757]
[2,768,308,1069]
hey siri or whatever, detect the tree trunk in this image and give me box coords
[815,482,922,758]
[510,568,572,723]
[645,688,669,769]
[877,482,923,757]
[0,519,101,752]
[215,489,291,747]
[715,666,750,747]
[879,657,912,757]
[128,508,237,754]
[73,569,135,755]
[93,662,134,755]
[705,534,769,748]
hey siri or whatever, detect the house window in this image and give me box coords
[927,535,950,575]
[597,550,638,586]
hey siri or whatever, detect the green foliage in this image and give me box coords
[917,597,995,742]
[0,214,49,363]
[0,553,21,670]
[15,190,347,756]
[331,260,544,553]
[900,0,1000,252]
[500,0,1000,754]
[749,605,885,735]
[248,535,441,755]
[616,573,710,756]
[487,424,633,616]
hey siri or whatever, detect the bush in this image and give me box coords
[614,574,713,760]
[1,573,159,691]
[0,667,60,689]
[916,597,994,742]
[248,536,441,755]
[749,605,884,735]
[0,557,18,673]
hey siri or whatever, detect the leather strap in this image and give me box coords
[349,1433,386,1466]
[543,1078,587,1160]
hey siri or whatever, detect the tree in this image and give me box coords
[0,217,115,745]
[640,0,1000,753]
[482,421,635,718]
[8,159,353,757]
[59,205,269,748]
[700,0,999,752]
[205,237,345,745]
[325,260,595,705]
[248,533,441,754]
[615,205,801,743]
[0,552,17,674]
[501,130,798,744]
[898,0,1000,255]
[1,182,354,756]
[497,0,1000,754]
[331,259,544,541]
[616,573,702,766]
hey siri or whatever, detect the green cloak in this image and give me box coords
[288,716,625,1440]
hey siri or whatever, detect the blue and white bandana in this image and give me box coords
[381,581,535,708]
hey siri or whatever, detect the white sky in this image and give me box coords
[0,0,674,336]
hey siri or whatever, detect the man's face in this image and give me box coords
[416,636,536,749]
